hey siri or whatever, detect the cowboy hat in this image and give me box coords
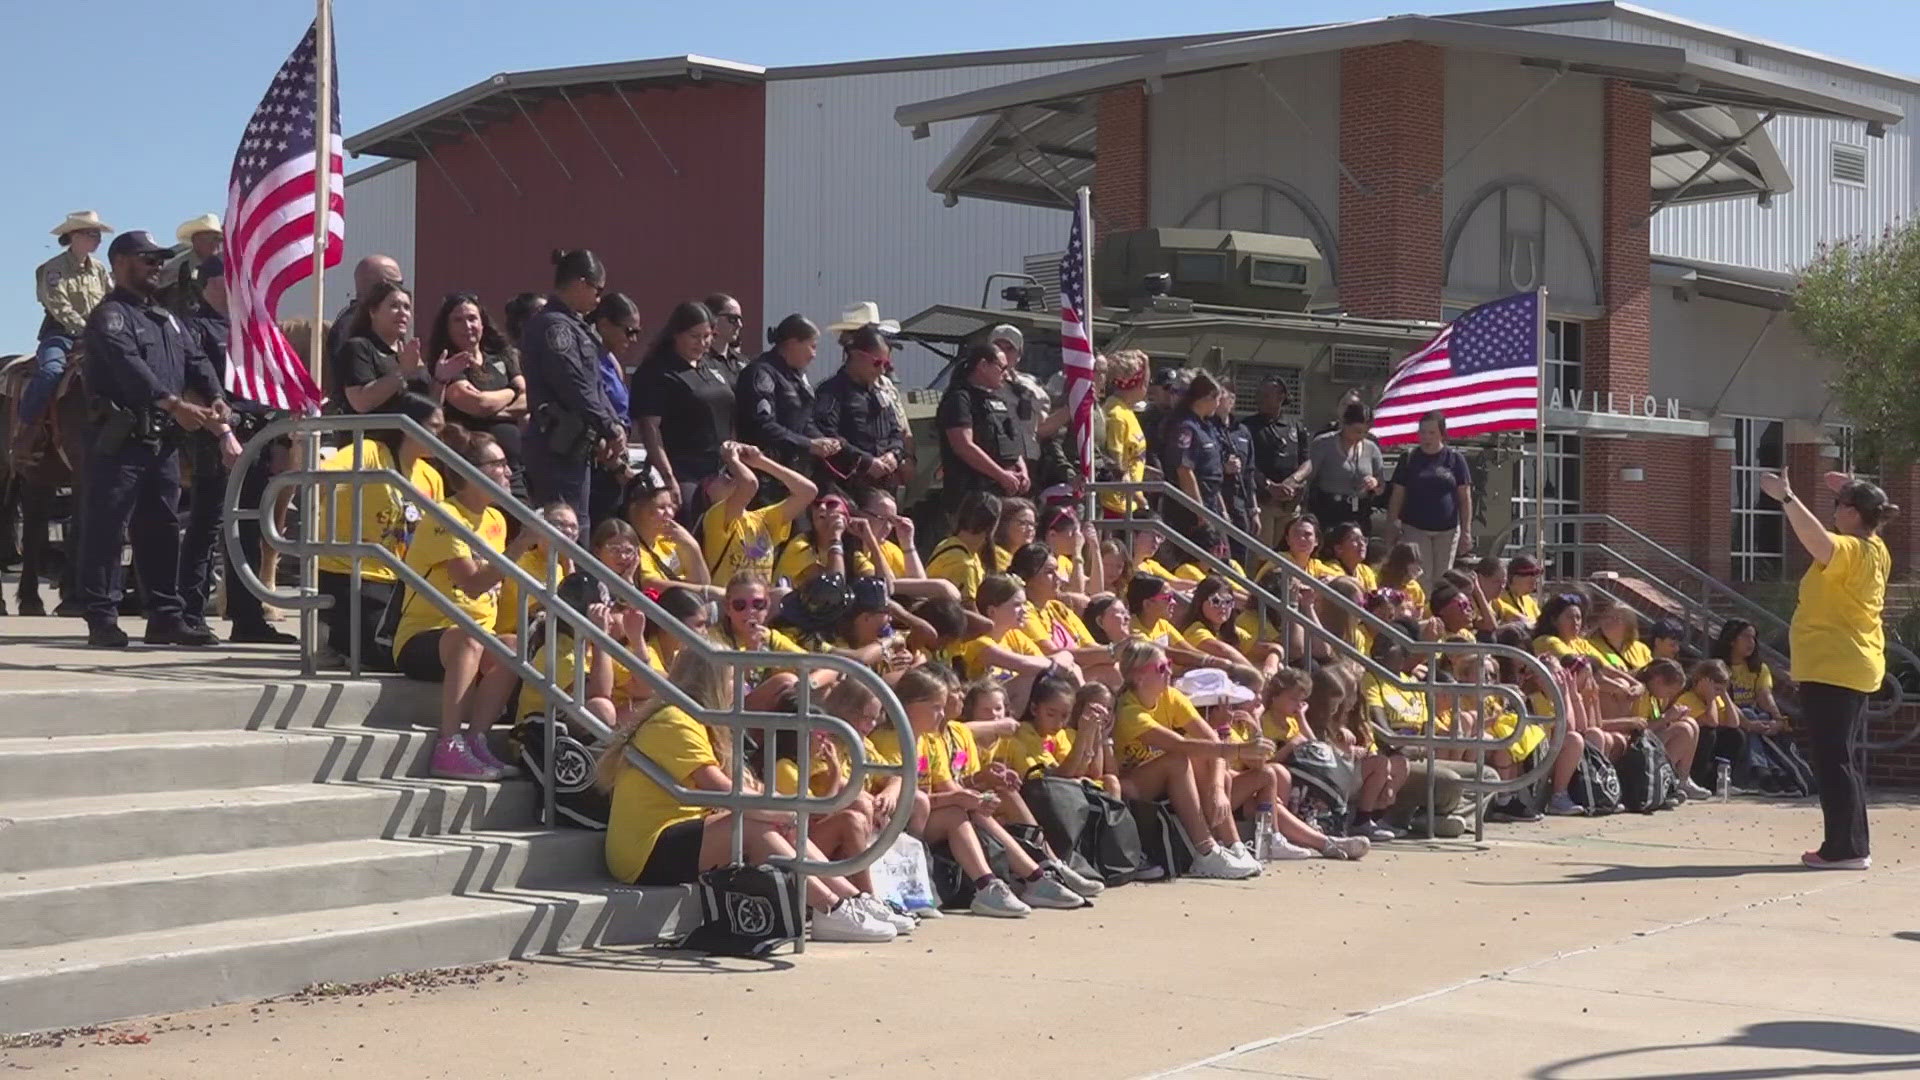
[825,301,900,335]
[1175,667,1256,709]
[51,210,113,238]
[175,213,222,243]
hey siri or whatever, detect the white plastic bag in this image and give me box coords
[867,833,938,913]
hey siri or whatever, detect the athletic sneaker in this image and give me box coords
[429,735,501,781]
[1135,864,1168,882]
[855,894,917,933]
[1187,845,1260,880]
[466,733,519,778]
[1363,819,1401,841]
[812,899,897,943]
[1546,792,1586,816]
[1048,860,1106,898]
[1682,779,1713,800]
[1266,837,1317,861]
[1802,850,1871,871]
[1226,842,1264,875]
[1320,835,1371,860]
[1408,814,1469,839]
[969,878,1033,918]
[910,902,944,920]
[1019,873,1087,910]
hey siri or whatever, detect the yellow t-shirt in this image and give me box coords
[1114,686,1201,768]
[605,707,717,883]
[1791,533,1890,694]
[926,539,985,602]
[1534,634,1605,661]
[714,623,806,684]
[1676,689,1725,726]
[1101,397,1147,514]
[774,533,877,587]
[1404,578,1427,616]
[392,500,508,654]
[315,440,445,581]
[497,547,572,636]
[867,727,953,792]
[1362,674,1432,734]
[1262,709,1304,744]
[880,539,908,578]
[1311,559,1378,591]
[1494,590,1541,626]
[772,754,848,799]
[1022,598,1096,653]
[1136,617,1190,650]
[989,545,1013,574]
[944,720,985,780]
[635,533,687,585]
[992,722,1075,777]
[1586,635,1652,673]
[518,637,588,720]
[701,503,792,582]
[1727,662,1775,710]
[951,627,1047,682]
[1487,700,1546,762]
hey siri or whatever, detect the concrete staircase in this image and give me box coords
[0,665,698,1035]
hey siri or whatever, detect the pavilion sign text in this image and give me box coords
[1547,389,1683,420]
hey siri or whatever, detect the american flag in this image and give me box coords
[1372,290,1542,447]
[1059,189,1096,483]
[223,19,341,414]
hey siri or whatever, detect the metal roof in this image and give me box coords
[900,15,1900,213]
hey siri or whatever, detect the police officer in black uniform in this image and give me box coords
[77,230,228,648]
[736,314,837,501]
[178,256,296,645]
[936,343,1024,514]
[1213,387,1259,549]
[520,249,625,527]
[813,323,906,497]
[1156,369,1228,548]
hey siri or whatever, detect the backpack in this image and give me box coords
[1285,740,1357,837]
[1022,775,1151,887]
[1750,732,1818,797]
[1129,799,1198,880]
[1568,741,1622,814]
[926,822,1049,908]
[512,715,611,830]
[673,865,804,958]
[1616,731,1673,813]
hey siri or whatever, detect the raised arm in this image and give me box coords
[1760,471,1835,566]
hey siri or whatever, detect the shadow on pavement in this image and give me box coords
[1479,862,1808,887]
[1532,1020,1920,1079]
[527,946,794,976]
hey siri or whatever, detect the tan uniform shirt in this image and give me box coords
[36,249,113,337]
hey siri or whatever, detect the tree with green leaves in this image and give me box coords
[1794,220,1920,466]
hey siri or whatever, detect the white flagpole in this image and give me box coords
[1077,186,1097,526]
[1534,287,1549,572]
[300,0,334,675]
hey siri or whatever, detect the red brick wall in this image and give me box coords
[1586,80,1652,400]
[1881,464,1920,577]
[1784,443,1835,579]
[1336,43,1446,320]
[1864,705,1920,786]
[1094,86,1149,233]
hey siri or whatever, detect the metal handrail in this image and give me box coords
[1090,480,1571,837]
[1491,511,1920,750]
[222,415,917,937]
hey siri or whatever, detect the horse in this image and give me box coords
[0,348,97,616]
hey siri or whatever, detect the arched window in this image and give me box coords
[1177,179,1338,288]
[1442,179,1600,308]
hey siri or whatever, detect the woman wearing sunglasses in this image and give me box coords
[714,572,827,711]
[773,491,889,590]
[1179,575,1274,682]
[428,291,528,501]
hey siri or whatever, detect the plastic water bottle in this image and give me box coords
[1714,759,1732,802]
[1254,804,1275,861]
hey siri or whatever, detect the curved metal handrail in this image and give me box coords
[222,415,918,920]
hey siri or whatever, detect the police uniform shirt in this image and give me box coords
[1161,414,1225,508]
[36,249,113,339]
[185,303,231,389]
[443,349,522,432]
[813,366,903,475]
[332,335,410,414]
[736,350,819,471]
[937,381,1019,493]
[521,298,619,442]
[708,343,748,381]
[1217,416,1258,519]
[82,286,221,415]
[633,355,735,479]
[1240,412,1309,485]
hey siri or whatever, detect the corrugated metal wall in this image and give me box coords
[325,161,416,308]
[763,61,1093,390]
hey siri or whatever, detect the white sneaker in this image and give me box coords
[1682,779,1712,799]
[1267,838,1316,861]
[969,878,1032,918]
[1019,873,1087,910]
[1320,835,1371,861]
[812,899,896,943]
[1188,844,1260,880]
[1048,860,1106,897]
[1226,842,1264,875]
[910,903,944,919]
[856,894,916,934]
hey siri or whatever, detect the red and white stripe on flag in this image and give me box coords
[1371,291,1543,447]
[223,19,341,415]
[1059,189,1096,483]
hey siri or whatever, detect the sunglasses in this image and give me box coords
[1204,592,1234,607]
[717,312,743,325]
[1151,660,1173,676]
[730,597,769,612]
[817,499,848,514]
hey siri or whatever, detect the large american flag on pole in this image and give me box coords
[1372,290,1542,447]
[1060,188,1096,483]
[223,20,340,414]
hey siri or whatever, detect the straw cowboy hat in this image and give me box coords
[825,301,900,335]
[175,213,223,243]
[51,210,113,238]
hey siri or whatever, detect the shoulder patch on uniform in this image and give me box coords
[545,322,570,350]
[104,309,127,334]
[752,369,775,394]
[44,271,61,288]
[1176,427,1193,449]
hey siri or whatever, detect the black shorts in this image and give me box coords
[635,817,706,886]
[397,628,448,682]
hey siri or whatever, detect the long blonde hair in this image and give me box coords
[594,648,738,791]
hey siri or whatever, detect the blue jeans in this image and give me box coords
[21,335,72,426]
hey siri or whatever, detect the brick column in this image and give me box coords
[1703,441,1734,584]
[1783,443,1833,580]
[1094,85,1149,233]
[1336,42,1446,320]
[1882,463,1920,577]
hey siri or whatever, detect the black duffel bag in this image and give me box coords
[1022,775,1151,887]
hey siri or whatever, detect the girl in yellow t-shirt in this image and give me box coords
[714,572,822,711]
[1493,554,1543,626]
[1677,659,1744,792]
[516,571,617,731]
[1258,666,1316,763]
[1041,506,1100,610]
[989,497,1036,575]
[950,573,1081,713]
[995,678,1118,794]
[1587,604,1652,675]
[1179,575,1273,680]
[1377,542,1427,618]
[770,677,890,901]
[1532,593,1646,711]
[1314,522,1378,592]
[1637,658,1704,787]
[1107,641,1265,877]
[1712,619,1788,730]
[1007,542,1118,686]
[1322,646,1406,834]
[596,650,893,942]
[1125,573,1224,676]
[698,441,815,584]
[625,480,716,598]
[773,492,886,589]
[497,501,578,638]
[926,493,999,604]
[959,680,1107,898]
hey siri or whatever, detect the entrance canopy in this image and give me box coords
[896,15,1901,212]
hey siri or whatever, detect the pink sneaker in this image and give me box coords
[430,734,500,781]
[1801,850,1870,870]
[466,731,519,778]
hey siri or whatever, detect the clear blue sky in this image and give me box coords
[2,0,1913,347]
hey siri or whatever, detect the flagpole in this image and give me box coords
[1534,287,1549,573]
[300,0,334,676]
[1077,186,1096,530]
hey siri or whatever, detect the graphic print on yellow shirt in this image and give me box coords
[702,503,792,581]
[1114,687,1201,768]
[316,440,445,581]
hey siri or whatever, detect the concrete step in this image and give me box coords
[0,726,441,801]
[0,678,435,739]
[0,778,539,874]
[0,831,606,951]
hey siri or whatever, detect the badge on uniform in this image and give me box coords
[44,271,61,288]
[105,309,127,334]
[546,323,570,350]
[403,504,422,524]
[1177,428,1193,449]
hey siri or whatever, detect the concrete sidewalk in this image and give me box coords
[4,796,1914,1079]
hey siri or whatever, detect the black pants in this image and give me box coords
[524,437,591,531]
[79,437,185,630]
[1801,681,1870,860]
[1692,727,1748,789]
[178,434,271,632]
[317,570,397,671]
[1308,490,1369,535]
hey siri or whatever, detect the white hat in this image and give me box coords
[1176,668,1256,708]
[51,210,113,238]
[826,301,900,335]
[175,213,223,243]
[989,323,1024,353]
